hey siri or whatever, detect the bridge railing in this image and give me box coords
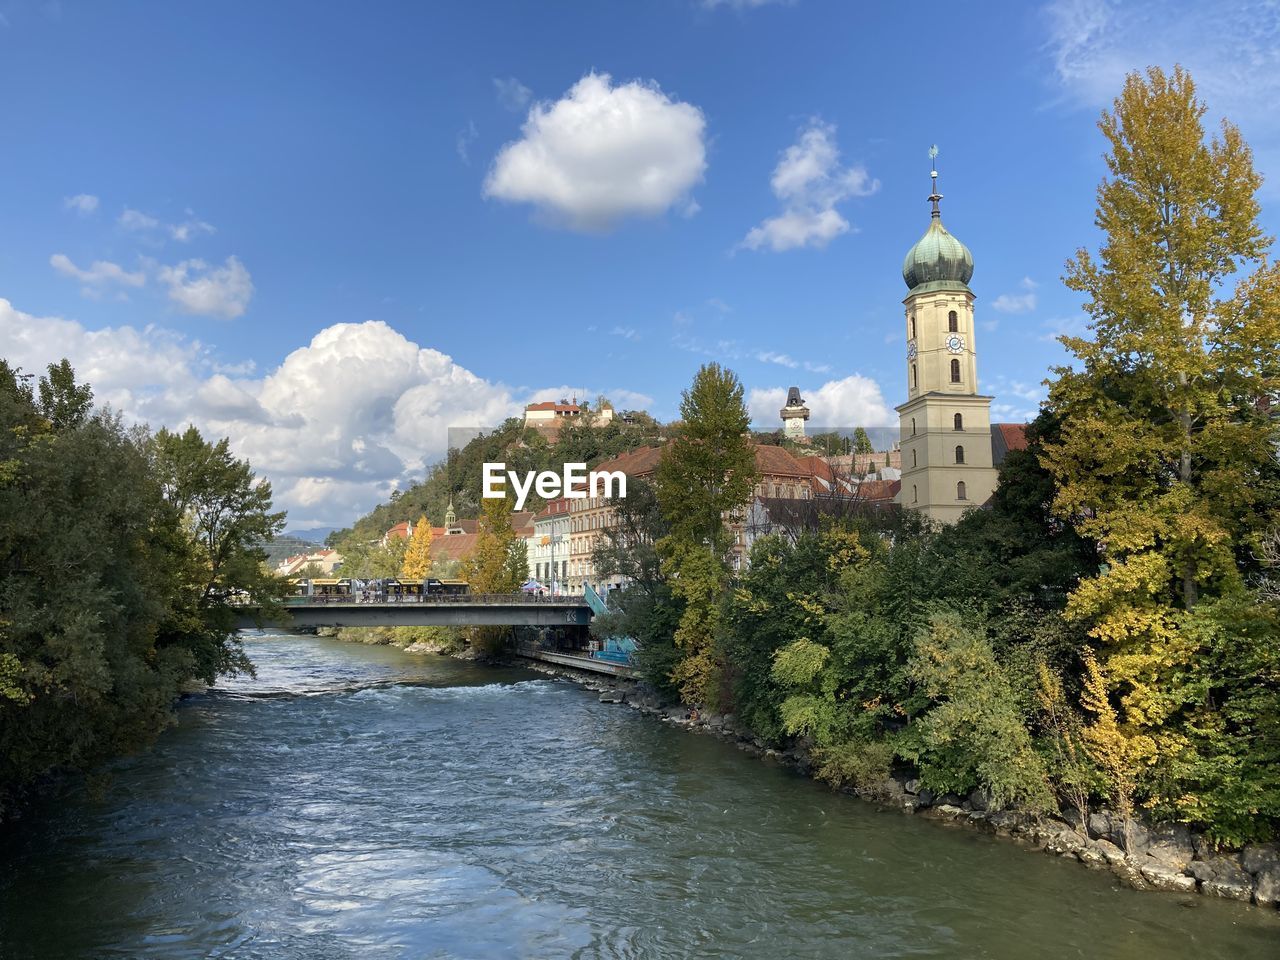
[284,592,590,607]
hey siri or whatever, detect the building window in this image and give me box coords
[957,481,967,500]
[948,310,958,332]
[911,418,917,436]
[954,413,963,431]
[912,448,918,468]
[910,316,916,339]
[950,358,961,383]
[955,445,965,464]
[912,363,918,389]
[912,484,918,503]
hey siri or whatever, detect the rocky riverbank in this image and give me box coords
[517,657,1280,911]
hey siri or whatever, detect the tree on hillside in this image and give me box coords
[1039,66,1280,836]
[402,515,434,579]
[655,363,758,705]
[852,427,873,455]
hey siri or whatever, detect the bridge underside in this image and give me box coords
[236,602,592,631]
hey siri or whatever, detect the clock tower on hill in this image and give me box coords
[895,157,998,524]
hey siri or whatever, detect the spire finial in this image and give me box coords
[928,144,942,219]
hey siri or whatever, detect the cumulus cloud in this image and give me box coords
[703,0,793,8]
[740,120,878,252]
[749,375,892,428]
[119,208,160,231]
[157,256,254,319]
[0,300,533,526]
[992,277,1038,314]
[50,253,146,288]
[169,216,216,243]
[63,194,99,215]
[1044,0,1280,186]
[484,72,707,231]
[456,119,479,164]
[493,76,532,112]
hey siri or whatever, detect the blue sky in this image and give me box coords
[3,0,1279,529]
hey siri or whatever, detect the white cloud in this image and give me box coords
[50,253,145,288]
[740,120,878,252]
[63,194,99,215]
[610,326,640,341]
[169,216,216,243]
[484,71,707,231]
[749,375,893,428]
[1,299,659,527]
[493,76,532,112]
[456,119,479,164]
[755,350,799,369]
[1043,0,1280,186]
[992,276,1038,314]
[157,256,254,319]
[119,208,160,231]
[0,301,530,526]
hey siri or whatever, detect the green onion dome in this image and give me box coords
[902,215,973,291]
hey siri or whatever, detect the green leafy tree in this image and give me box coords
[1039,66,1280,821]
[655,363,757,704]
[903,612,1054,813]
[852,427,873,455]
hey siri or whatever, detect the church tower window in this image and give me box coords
[912,363,918,389]
[912,448,917,468]
[954,413,963,431]
[912,484,918,503]
[950,358,961,383]
[910,316,916,338]
[948,310,958,332]
[911,418,917,436]
[955,445,965,464]
[957,481,967,500]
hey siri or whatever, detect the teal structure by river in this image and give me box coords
[1,631,1276,958]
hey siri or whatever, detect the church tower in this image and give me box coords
[895,154,998,524]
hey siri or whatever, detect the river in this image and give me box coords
[1,631,1276,959]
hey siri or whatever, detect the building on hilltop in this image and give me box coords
[895,159,1003,524]
[780,387,810,440]
[528,497,571,592]
[523,397,614,437]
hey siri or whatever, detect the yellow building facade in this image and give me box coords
[895,168,998,525]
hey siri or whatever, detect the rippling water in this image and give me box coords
[1,632,1277,959]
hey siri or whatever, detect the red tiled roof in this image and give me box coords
[857,479,901,502]
[430,532,478,563]
[525,401,581,413]
[994,423,1028,452]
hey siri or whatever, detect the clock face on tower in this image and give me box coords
[906,340,918,359]
[946,335,966,354]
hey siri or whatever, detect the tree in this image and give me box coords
[654,363,758,704]
[401,515,434,579]
[462,495,524,654]
[1039,66,1280,817]
[852,427,873,455]
[150,426,287,680]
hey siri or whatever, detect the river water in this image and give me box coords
[1,632,1276,959]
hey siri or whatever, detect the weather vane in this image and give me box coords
[928,145,942,216]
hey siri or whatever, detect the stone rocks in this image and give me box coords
[664,705,687,721]
[1137,823,1194,869]
[1137,858,1197,893]
[1191,857,1255,901]
[916,788,936,808]
[598,689,625,704]
[1241,842,1280,876]
[967,787,992,812]
[1253,867,1280,907]
[1091,839,1127,865]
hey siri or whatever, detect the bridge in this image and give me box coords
[235,593,593,630]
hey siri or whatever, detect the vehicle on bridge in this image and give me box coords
[287,576,471,604]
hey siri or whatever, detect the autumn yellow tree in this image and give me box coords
[461,495,527,654]
[401,514,434,579]
[1040,66,1280,819]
